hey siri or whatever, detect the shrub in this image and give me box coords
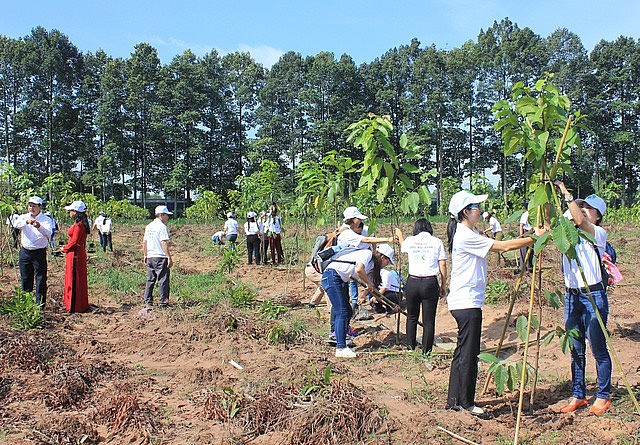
[0,289,44,330]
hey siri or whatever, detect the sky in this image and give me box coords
[1,0,639,68]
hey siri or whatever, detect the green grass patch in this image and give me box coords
[0,289,44,330]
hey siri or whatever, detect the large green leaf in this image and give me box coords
[377,176,389,203]
[494,365,508,396]
[516,315,529,342]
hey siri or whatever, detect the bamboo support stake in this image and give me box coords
[513,252,542,445]
[481,246,532,394]
[530,255,544,408]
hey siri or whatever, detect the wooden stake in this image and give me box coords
[436,426,480,445]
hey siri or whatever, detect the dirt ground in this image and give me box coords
[0,220,638,444]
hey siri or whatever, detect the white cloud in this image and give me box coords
[135,35,284,68]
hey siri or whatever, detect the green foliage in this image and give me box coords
[0,289,44,330]
[438,176,462,214]
[237,160,284,213]
[102,197,149,219]
[223,283,256,308]
[266,318,306,345]
[346,114,436,217]
[479,352,534,396]
[260,299,287,320]
[185,190,223,220]
[217,247,242,274]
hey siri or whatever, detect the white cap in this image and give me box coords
[247,211,257,218]
[575,194,606,217]
[28,196,43,205]
[155,205,173,215]
[448,190,488,216]
[64,200,87,212]
[482,211,489,219]
[227,212,233,218]
[377,244,395,265]
[343,206,368,221]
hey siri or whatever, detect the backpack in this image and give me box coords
[596,241,621,289]
[313,245,359,274]
[309,228,347,265]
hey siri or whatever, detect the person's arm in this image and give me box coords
[142,240,148,264]
[555,180,595,236]
[395,228,404,245]
[438,259,447,298]
[490,226,547,253]
[61,224,80,253]
[355,262,375,295]
[161,239,173,268]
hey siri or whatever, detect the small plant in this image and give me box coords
[223,283,256,308]
[0,289,44,330]
[218,247,241,274]
[260,299,287,319]
[485,279,511,305]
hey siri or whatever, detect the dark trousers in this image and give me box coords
[11,228,20,249]
[246,234,260,264]
[226,233,238,249]
[261,235,269,264]
[144,257,170,306]
[269,233,283,264]
[98,231,105,249]
[102,233,113,252]
[19,247,48,306]
[447,308,482,409]
[404,275,439,354]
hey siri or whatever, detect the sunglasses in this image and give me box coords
[466,204,480,210]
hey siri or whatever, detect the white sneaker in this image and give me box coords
[466,405,485,416]
[335,347,357,358]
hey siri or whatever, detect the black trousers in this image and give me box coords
[261,235,269,264]
[246,234,260,264]
[404,275,439,354]
[447,308,483,409]
[19,247,48,306]
[102,233,113,251]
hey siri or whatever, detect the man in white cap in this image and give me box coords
[13,196,53,307]
[142,205,173,308]
[223,212,239,249]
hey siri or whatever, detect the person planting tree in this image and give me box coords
[555,181,612,415]
[445,190,548,417]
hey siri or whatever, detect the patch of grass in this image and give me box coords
[617,432,640,445]
[265,318,307,345]
[0,289,44,330]
[485,279,511,305]
[88,266,145,303]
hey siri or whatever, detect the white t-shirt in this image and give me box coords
[101,218,112,234]
[244,221,259,235]
[326,249,374,283]
[401,232,447,277]
[224,218,238,235]
[94,215,105,231]
[520,211,531,232]
[447,223,494,310]
[488,216,502,233]
[336,225,371,250]
[266,215,282,234]
[144,218,170,258]
[562,225,607,289]
[380,268,401,292]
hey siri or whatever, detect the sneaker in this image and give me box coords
[335,347,357,358]
[465,405,486,416]
[329,331,336,341]
[347,327,359,337]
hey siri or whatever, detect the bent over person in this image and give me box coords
[143,206,173,308]
[13,196,53,307]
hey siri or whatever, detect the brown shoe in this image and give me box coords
[589,398,612,415]
[560,398,588,413]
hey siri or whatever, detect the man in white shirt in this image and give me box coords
[94,211,106,249]
[100,214,113,252]
[13,196,53,307]
[143,205,173,308]
[518,208,534,272]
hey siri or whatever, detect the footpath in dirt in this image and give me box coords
[0,221,638,444]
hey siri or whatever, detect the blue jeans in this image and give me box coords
[349,279,358,308]
[564,289,611,399]
[322,269,352,348]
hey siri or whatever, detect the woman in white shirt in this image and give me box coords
[243,211,261,265]
[399,218,447,355]
[321,247,388,358]
[445,190,545,416]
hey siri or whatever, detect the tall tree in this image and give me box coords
[125,43,161,205]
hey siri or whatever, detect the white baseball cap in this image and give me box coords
[343,206,368,221]
[482,211,490,219]
[247,211,257,218]
[28,196,43,205]
[575,194,606,217]
[226,212,233,218]
[448,190,488,216]
[155,205,173,215]
[64,200,87,212]
[377,244,395,266]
